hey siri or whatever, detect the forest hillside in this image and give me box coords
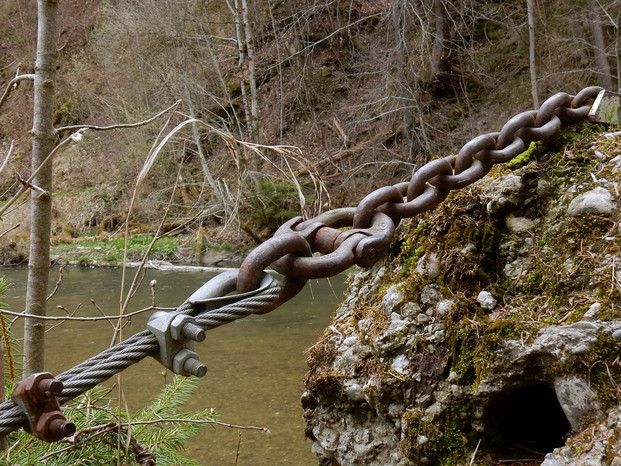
[1,0,619,264]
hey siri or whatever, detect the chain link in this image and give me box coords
[237,86,603,295]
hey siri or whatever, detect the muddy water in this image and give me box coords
[0,266,347,465]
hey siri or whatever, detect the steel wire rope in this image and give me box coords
[0,285,282,436]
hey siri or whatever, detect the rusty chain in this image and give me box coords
[238,86,603,299]
[0,86,607,441]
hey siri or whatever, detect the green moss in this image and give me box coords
[506,141,541,169]
[402,401,476,464]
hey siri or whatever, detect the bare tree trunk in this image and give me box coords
[527,0,539,108]
[392,0,430,161]
[23,0,58,374]
[589,0,613,90]
[226,0,257,140]
[241,0,257,139]
[429,0,449,85]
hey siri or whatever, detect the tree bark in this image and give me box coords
[589,1,613,90]
[23,0,58,374]
[527,0,539,108]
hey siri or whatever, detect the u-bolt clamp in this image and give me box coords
[12,372,76,442]
[147,311,207,377]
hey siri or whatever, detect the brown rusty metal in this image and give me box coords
[12,372,75,442]
[236,86,605,297]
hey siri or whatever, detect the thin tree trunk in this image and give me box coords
[430,0,449,85]
[527,0,539,108]
[23,0,58,374]
[241,0,257,139]
[589,1,613,90]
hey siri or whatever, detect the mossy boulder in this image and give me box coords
[303,124,620,465]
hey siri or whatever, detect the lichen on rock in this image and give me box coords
[303,124,621,465]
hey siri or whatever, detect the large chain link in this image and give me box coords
[238,86,603,296]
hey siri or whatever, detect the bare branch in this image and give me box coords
[0,73,34,110]
[0,140,14,176]
[0,101,183,220]
[0,223,20,241]
[46,267,63,301]
[0,305,173,322]
[56,100,182,133]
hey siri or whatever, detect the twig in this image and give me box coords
[0,140,14,176]
[0,223,20,241]
[235,431,242,466]
[124,418,270,432]
[91,299,117,330]
[45,303,82,334]
[469,438,481,465]
[0,73,34,110]
[46,267,63,301]
[0,305,173,321]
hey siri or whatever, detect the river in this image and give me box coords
[0,265,348,465]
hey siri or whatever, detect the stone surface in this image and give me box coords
[554,376,603,431]
[505,214,537,232]
[567,187,615,216]
[476,290,497,310]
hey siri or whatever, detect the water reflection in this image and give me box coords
[0,266,347,465]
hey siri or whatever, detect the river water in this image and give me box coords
[0,266,347,465]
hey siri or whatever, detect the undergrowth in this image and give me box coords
[1,376,214,465]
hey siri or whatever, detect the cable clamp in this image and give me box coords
[147,311,207,377]
[12,372,76,442]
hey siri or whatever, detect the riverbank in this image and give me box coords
[45,233,248,269]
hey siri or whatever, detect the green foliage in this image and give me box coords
[1,376,214,465]
[249,180,305,234]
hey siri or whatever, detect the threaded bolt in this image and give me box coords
[181,321,205,342]
[49,417,76,438]
[38,378,63,397]
[183,358,207,377]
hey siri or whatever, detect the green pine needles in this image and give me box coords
[0,376,215,465]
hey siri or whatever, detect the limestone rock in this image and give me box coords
[567,186,615,216]
[303,128,621,465]
[476,290,497,310]
[485,174,524,214]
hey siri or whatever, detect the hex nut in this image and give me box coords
[169,315,193,340]
[21,373,55,403]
